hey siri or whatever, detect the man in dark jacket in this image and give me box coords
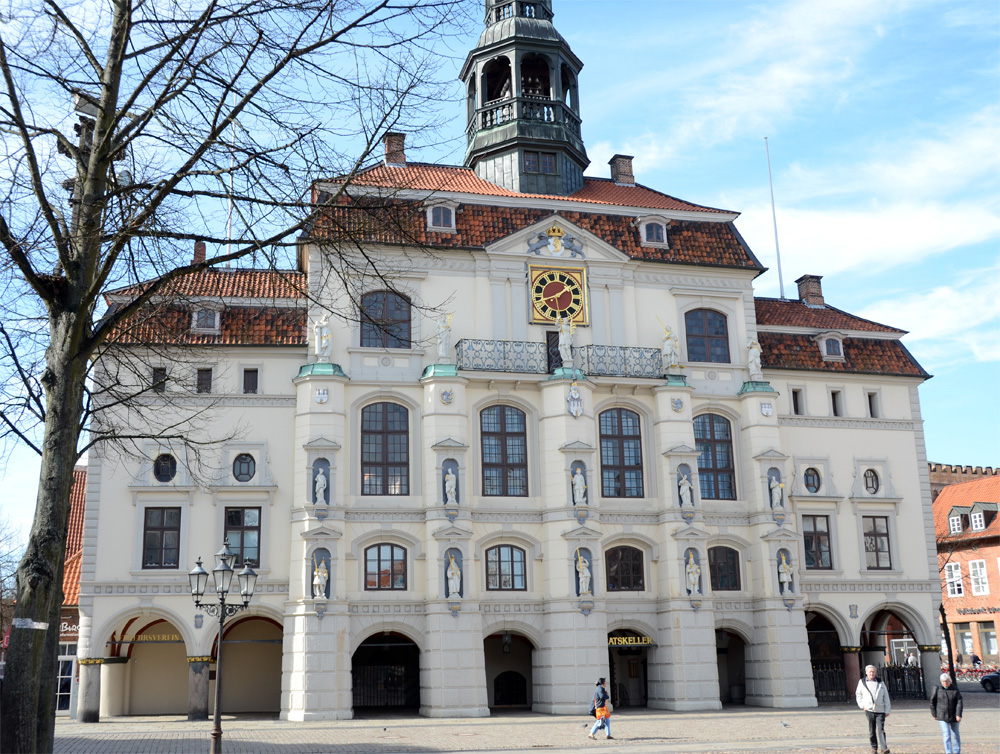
[930,673,963,754]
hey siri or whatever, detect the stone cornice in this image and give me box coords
[778,416,916,431]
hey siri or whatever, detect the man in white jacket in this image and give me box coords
[855,664,892,754]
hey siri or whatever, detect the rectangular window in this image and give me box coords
[830,390,843,417]
[242,368,259,395]
[194,309,217,329]
[862,515,892,569]
[971,511,985,531]
[867,392,879,418]
[196,368,213,394]
[142,507,181,569]
[224,507,261,567]
[955,623,973,656]
[802,515,832,570]
[431,206,452,228]
[949,516,963,534]
[981,621,997,657]
[151,367,167,394]
[944,562,964,597]
[540,153,556,174]
[524,151,538,172]
[791,389,803,416]
[970,559,989,595]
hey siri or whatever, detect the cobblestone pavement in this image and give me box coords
[54,695,1000,754]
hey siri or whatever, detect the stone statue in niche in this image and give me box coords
[312,315,332,362]
[572,467,587,505]
[312,556,329,599]
[447,553,462,597]
[661,325,680,371]
[557,316,574,365]
[678,472,693,508]
[444,469,457,505]
[747,337,763,381]
[576,552,591,595]
[685,551,701,596]
[437,313,453,362]
[313,467,327,504]
[778,552,794,594]
[769,476,784,508]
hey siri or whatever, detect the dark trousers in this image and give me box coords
[865,710,887,751]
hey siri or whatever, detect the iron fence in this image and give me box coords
[811,661,848,702]
[455,339,663,379]
[880,663,925,700]
[576,345,662,378]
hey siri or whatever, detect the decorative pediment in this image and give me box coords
[671,524,709,542]
[300,525,343,539]
[561,525,602,541]
[432,524,473,541]
[760,527,802,544]
[431,437,469,450]
[560,440,595,454]
[304,437,340,448]
[483,215,630,263]
[664,444,699,456]
[754,448,788,461]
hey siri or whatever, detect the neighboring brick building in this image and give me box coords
[929,463,998,502]
[934,475,1000,665]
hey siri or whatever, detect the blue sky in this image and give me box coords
[2,0,998,540]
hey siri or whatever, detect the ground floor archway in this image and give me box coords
[104,616,187,715]
[607,629,648,708]
[484,631,534,709]
[211,616,283,713]
[351,632,420,711]
[806,612,848,702]
[716,628,746,705]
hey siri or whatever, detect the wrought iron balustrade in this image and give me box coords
[455,339,663,379]
[470,98,582,140]
[576,345,662,378]
[456,339,549,374]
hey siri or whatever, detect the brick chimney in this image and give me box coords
[384,132,406,167]
[193,240,206,264]
[608,154,635,186]
[795,274,825,306]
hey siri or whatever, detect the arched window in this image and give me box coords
[708,546,741,591]
[360,291,411,348]
[364,543,407,590]
[485,545,526,590]
[605,545,644,591]
[684,309,730,363]
[645,222,664,243]
[481,405,528,496]
[694,414,736,500]
[361,402,409,495]
[153,454,177,483]
[599,408,643,497]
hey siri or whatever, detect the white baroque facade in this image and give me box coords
[73,0,941,722]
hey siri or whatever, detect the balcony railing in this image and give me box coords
[466,97,582,142]
[455,339,663,378]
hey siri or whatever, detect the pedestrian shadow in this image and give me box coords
[56,736,444,753]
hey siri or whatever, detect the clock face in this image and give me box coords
[529,266,588,324]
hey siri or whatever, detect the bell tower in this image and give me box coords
[460,0,589,195]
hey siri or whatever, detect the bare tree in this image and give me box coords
[0,515,25,646]
[0,1,472,750]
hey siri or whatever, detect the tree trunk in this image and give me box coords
[939,602,956,684]
[0,314,87,753]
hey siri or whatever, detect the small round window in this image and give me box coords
[233,453,256,482]
[864,469,880,494]
[153,454,177,483]
[804,467,821,493]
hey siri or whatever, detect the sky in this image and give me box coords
[2,0,998,542]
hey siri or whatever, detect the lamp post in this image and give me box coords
[189,541,257,754]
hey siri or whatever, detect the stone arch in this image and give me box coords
[859,601,933,645]
[92,605,198,658]
[351,619,427,655]
[805,602,854,646]
[480,617,544,649]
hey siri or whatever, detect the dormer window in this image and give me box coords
[949,515,962,534]
[814,331,846,363]
[192,308,220,333]
[425,202,457,233]
[639,216,669,248]
[971,511,985,531]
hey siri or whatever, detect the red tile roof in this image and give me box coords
[933,476,1000,542]
[63,552,82,606]
[755,298,904,333]
[758,332,929,377]
[109,305,306,346]
[66,466,87,557]
[107,269,307,301]
[313,201,761,270]
[342,163,731,214]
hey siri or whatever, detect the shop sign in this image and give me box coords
[607,635,653,647]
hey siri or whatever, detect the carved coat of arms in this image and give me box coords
[440,389,454,405]
[671,398,683,413]
[314,388,329,404]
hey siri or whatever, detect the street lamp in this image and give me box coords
[189,541,257,754]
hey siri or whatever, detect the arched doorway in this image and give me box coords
[484,631,533,709]
[211,616,282,714]
[862,609,925,699]
[352,632,420,712]
[806,612,848,702]
[716,628,746,705]
[107,617,187,715]
[607,629,648,708]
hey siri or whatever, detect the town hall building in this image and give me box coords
[72,0,941,721]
